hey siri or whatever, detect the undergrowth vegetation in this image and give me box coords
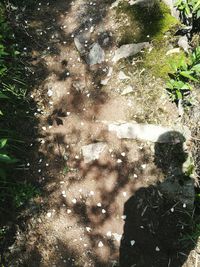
[167,46,200,104]
[165,1,200,107]
[0,3,38,226]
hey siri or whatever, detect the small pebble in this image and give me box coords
[155,246,160,251]
[102,209,106,214]
[122,192,127,197]
[72,198,77,204]
[98,241,104,247]
[47,212,52,218]
[141,164,146,169]
[121,215,126,220]
[106,231,112,237]
[130,240,135,246]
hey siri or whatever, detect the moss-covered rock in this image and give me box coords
[116,0,179,43]
[115,0,186,79]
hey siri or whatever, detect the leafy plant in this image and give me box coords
[0,4,38,216]
[166,46,200,104]
[12,183,39,208]
[175,0,200,18]
[175,0,200,28]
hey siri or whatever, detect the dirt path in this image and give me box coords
[5,1,199,266]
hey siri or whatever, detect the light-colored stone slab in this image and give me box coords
[118,71,130,80]
[121,85,134,95]
[107,122,187,142]
[74,36,86,54]
[112,43,149,63]
[88,43,105,65]
[82,142,107,163]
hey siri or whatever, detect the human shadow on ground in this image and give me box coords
[120,131,197,267]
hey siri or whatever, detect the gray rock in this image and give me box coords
[118,71,130,80]
[107,122,185,142]
[128,0,155,7]
[112,43,149,63]
[74,36,86,54]
[110,0,121,9]
[121,85,134,95]
[100,67,113,85]
[82,142,107,163]
[101,78,111,86]
[166,48,180,55]
[178,35,190,52]
[88,43,105,65]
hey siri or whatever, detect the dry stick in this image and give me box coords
[195,252,198,267]
[56,135,63,159]
[168,258,171,267]
[190,136,200,142]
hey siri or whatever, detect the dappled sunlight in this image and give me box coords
[2,0,200,266]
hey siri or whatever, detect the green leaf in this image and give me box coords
[0,139,7,149]
[0,92,9,99]
[180,71,198,81]
[191,64,200,72]
[0,154,18,164]
[176,90,183,99]
[193,0,200,11]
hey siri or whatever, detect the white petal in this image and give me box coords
[130,240,135,246]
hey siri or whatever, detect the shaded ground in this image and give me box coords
[1,0,200,266]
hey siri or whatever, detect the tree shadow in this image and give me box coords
[120,131,197,267]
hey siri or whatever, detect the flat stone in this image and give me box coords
[166,48,180,55]
[101,78,110,85]
[107,122,186,142]
[112,43,149,63]
[88,43,105,65]
[110,0,121,9]
[118,71,130,80]
[178,35,190,52]
[74,36,85,54]
[128,0,155,7]
[121,85,134,95]
[100,67,113,85]
[82,142,107,163]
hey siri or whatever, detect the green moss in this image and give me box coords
[143,43,187,79]
[116,0,180,44]
[115,0,184,79]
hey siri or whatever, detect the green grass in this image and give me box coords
[0,3,39,216]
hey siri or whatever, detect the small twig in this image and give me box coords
[195,252,198,267]
[190,136,200,141]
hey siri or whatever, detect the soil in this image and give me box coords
[1,0,200,267]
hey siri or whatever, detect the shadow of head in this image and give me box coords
[154,131,187,175]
